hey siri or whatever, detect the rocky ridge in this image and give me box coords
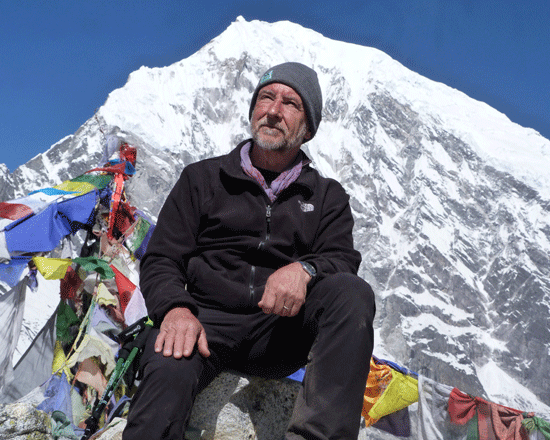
[1,16,549,423]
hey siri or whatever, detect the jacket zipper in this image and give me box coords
[250,204,272,299]
[257,204,272,249]
[264,204,272,242]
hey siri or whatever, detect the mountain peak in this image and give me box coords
[3,17,550,417]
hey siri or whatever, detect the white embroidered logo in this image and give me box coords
[299,200,314,212]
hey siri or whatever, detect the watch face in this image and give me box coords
[300,261,316,277]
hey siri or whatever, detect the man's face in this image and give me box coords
[251,83,311,152]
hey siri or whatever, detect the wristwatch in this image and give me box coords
[299,261,317,279]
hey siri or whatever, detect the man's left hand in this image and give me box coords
[258,262,311,317]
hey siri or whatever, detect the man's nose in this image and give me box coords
[267,97,283,118]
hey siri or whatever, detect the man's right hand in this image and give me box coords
[154,307,210,359]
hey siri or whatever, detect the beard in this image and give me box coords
[251,119,308,152]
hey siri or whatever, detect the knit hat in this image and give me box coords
[249,62,323,140]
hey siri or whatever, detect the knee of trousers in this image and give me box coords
[310,272,376,323]
[138,331,208,397]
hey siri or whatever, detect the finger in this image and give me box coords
[273,293,290,316]
[162,328,176,357]
[258,289,276,314]
[172,326,187,359]
[182,324,201,357]
[276,301,289,316]
[154,329,166,353]
[288,300,303,317]
[197,330,211,358]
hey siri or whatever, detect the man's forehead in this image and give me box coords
[258,82,302,100]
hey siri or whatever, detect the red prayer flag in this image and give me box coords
[0,202,33,220]
[110,265,136,313]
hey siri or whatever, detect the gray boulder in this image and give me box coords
[0,401,51,439]
[1,372,391,440]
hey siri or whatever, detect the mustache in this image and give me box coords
[257,119,286,133]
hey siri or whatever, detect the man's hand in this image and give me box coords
[258,262,311,317]
[154,307,210,359]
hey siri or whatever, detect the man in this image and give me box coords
[123,62,376,440]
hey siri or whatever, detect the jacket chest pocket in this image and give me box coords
[200,194,267,242]
[270,199,318,254]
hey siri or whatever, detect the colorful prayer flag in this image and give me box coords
[0,257,31,288]
[110,265,136,313]
[71,174,113,190]
[362,358,393,425]
[368,369,419,419]
[53,181,97,197]
[73,257,115,279]
[33,257,72,280]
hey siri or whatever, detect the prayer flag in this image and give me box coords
[448,388,528,440]
[95,283,118,308]
[56,301,80,344]
[0,257,30,288]
[74,358,108,395]
[0,202,33,221]
[5,191,98,253]
[73,257,115,280]
[110,264,136,313]
[33,257,72,280]
[53,181,97,197]
[71,174,113,190]
[368,369,419,419]
[362,358,393,426]
[60,266,85,301]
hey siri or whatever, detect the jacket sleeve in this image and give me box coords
[139,166,202,325]
[301,179,362,279]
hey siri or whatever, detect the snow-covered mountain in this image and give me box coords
[2,16,549,419]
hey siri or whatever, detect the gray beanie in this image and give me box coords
[249,62,323,139]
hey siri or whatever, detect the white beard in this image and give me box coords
[251,120,308,152]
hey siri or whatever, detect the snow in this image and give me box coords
[477,360,550,419]
[5,15,550,420]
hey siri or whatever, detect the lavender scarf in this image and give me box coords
[240,141,306,202]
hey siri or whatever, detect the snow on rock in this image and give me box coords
[3,16,550,415]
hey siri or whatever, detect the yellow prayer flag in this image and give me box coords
[52,340,73,380]
[54,181,96,196]
[368,370,419,419]
[33,257,72,280]
[66,333,116,375]
[96,282,118,308]
[362,358,393,425]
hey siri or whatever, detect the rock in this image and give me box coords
[189,372,300,440]
[1,372,393,439]
[91,417,126,440]
[0,401,52,439]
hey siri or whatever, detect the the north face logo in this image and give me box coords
[299,200,314,212]
[260,70,273,84]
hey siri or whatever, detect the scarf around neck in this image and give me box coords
[240,141,306,203]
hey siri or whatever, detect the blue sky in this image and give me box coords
[1,0,548,172]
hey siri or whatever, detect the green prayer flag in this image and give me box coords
[73,256,115,279]
[56,301,80,344]
[125,217,150,253]
[523,415,550,440]
[467,413,479,440]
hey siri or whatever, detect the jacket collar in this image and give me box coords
[220,139,315,198]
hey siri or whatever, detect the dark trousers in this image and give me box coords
[122,273,376,440]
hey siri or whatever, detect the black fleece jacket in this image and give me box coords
[140,140,362,325]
